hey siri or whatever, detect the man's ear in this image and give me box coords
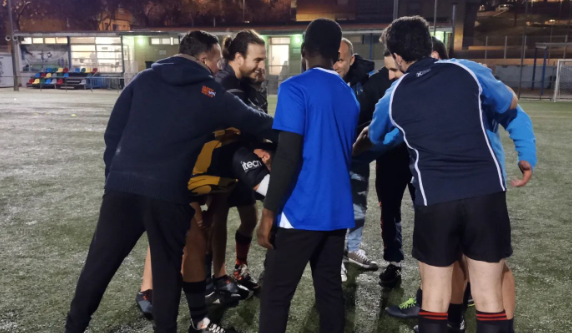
[301,43,306,59]
[350,54,355,66]
[235,52,245,65]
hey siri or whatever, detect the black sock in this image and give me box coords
[214,275,228,283]
[508,318,514,333]
[448,303,464,325]
[204,252,213,281]
[182,281,208,328]
[419,309,447,333]
[463,282,472,309]
[416,288,423,306]
[476,310,509,333]
[235,231,253,267]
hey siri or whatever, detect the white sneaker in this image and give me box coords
[341,262,348,282]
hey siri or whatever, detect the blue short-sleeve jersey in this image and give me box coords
[273,68,360,231]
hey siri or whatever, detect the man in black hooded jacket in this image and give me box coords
[65,31,276,333]
[334,38,393,279]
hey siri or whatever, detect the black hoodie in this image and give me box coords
[345,54,375,95]
[103,55,276,204]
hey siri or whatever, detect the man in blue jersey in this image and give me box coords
[257,18,359,333]
[355,16,529,333]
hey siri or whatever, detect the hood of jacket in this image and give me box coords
[151,55,213,86]
[346,54,375,87]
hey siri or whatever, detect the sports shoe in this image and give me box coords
[413,318,465,333]
[234,264,260,292]
[346,249,379,270]
[136,289,153,319]
[385,297,420,319]
[379,263,402,288]
[341,262,348,283]
[189,319,238,333]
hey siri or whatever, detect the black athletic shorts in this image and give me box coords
[226,145,269,207]
[412,191,512,267]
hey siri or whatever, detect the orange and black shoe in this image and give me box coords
[135,289,153,319]
[234,264,260,293]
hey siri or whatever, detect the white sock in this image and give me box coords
[197,317,211,329]
[390,261,402,267]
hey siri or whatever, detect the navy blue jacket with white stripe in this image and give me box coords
[369,57,521,207]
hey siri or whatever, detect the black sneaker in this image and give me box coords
[379,264,402,288]
[189,321,238,333]
[385,297,420,319]
[234,264,260,292]
[206,276,249,306]
[135,289,153,319]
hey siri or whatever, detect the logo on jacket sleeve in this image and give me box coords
[202,86,217,98]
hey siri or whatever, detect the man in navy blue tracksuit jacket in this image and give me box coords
[65,31,276,333]
[357,17,533,333]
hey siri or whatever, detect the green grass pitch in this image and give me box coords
[0,90,570,332]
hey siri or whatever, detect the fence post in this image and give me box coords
[540,48,548,98]
[504,36,508,60]
[564,35,569,59]
[485,35,488,60]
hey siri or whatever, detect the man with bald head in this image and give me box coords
[334,38,395,281]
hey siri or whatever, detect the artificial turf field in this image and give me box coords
[0,89,570,333]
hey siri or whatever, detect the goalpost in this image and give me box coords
[553,59,572,102]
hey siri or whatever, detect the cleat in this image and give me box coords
[379,264,402,288]
[385,297,420,319]
[135,289,153,319]
[233,264,260,292]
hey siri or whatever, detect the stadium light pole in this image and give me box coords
[393,0,399,20]
[433,0,438,36]
[517,0,529,99]
[243,0,246,23]
[7,0,19,91]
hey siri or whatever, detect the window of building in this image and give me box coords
[71,36,122,72]
[270,37,290,45]
[269,37,291,75]
[70,37,95,44]
[32,38,44,44]
[150,37,179,45]
[96,37,121,45]
[44,38,56,44]
[57,37,68,44]
[21,37,32,45]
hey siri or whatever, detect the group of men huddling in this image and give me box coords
[64,15,536,333]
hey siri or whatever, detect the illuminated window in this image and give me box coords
[21,37,32,45]
[56,37,68,44]
[96,37,121,45]
[270,37,290,45]
[70,37,95,44]
[45,38,56,44]
[32,38,44,44]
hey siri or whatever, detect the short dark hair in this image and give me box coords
[383,49,391,57]
[303,18,342,63]
[179,31,219,58]
[222,30,265,61]
[382,16,432,62]
[431,37,449,60]
[252,142,277,159]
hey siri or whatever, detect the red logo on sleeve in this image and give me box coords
[202,86,216,98]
